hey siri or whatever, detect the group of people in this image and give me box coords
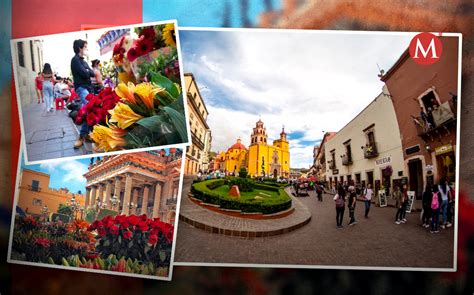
[331,178,455,233]
[34,39,104,149]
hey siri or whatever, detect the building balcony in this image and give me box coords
[415,116,456,141]
[28,185,41,192]
[363,142,378,159]
[191,133,205,150]
[341,154,353,165]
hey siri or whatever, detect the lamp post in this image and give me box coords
[110,195,119,211]
[69,195,80,220]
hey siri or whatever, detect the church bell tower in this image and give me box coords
[250,119,267,145]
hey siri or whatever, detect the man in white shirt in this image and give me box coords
[364,183,374,218]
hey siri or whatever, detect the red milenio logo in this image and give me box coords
[409,32,443,65]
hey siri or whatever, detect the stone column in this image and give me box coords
[104,180,113,208]
[141,184,151,215]
[121,173,133,215]
[152,182,162,219]
[85,187,91,208]
[90,185,97,207]
[97,183,104,206]
[112,176,122,210]
[131,187,140,215]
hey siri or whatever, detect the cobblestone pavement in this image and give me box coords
[21,101,93,162]
[175,180,455,268]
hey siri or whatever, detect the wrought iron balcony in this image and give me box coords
[415,117,456,141]
[363,142,378,159]
[191,133,205,150]
[28,185,41,192]
[341,154,353,165]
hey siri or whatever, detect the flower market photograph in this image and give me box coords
[12,21,188,164]
[8,148,183,280]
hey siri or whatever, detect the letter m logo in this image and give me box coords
[409,33,443,65]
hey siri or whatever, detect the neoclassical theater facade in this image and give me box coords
[83,149,182,224]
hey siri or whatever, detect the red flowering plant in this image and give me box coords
[74,87,121,127]
[87,214,174,270]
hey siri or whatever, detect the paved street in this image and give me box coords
[174,180,454,269]
[21,101,93,162]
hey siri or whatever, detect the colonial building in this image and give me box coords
[184,73,212,175]
[218,120,290,178]
[83,150,182,223]
[17,169,85,216]
[324,86,406,198]
[381,36,459,196]
[314,132,337,184]
[12,39,44,106]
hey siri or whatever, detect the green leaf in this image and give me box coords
[151,73,179,98]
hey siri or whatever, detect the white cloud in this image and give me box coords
[181,30,413,167]
[40,159,88,183]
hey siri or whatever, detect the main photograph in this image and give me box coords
[173,29,460,270]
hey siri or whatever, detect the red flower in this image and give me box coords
[139,27,155,40]
[86,112,99,126]
[140,214,148,222]
[97,227,106,237]
[148,234,158,245]
[86,252,98,260]
[127,47,139,62]
[128,215,140,226]
[110,225,119,235]
[35,238,50,247]
[136,38,154,56]
[137,221,148,232]
[122,230,133,239]
[113,37,125,56]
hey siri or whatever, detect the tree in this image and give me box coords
[57,203,73,216]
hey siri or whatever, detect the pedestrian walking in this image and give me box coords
[35,72,44,104]
[347,186,357,225]
[430,185,442,233]
[41,63,55,112]
[393,185,404,224]
[71,39,96,149]
[316,184,323,202]
[446,181,455,228]
[399,184,409,223]
[363,183,373,218]
[438,178,451,229]
[421,184,433,228]
[334,186,346,228]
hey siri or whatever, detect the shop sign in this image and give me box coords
[435,144,453,156]
[332,169,339,175]
[375,155,391,167]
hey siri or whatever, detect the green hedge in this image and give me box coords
[191,179,292,214]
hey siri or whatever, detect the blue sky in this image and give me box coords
[143,0,281,27]
[179,29,414,168]
[21,155,90,194]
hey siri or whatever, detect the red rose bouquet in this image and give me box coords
[75,87,121,127]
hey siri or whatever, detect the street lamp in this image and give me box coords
[110,195,120,211]
[128,202,137,214]
[69,195,80,220]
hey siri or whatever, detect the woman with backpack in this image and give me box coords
[438,178,451,229]
[421,184,433,228]
[430,185,442,233]
[333,186,346,228]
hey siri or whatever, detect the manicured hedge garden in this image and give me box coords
[190,179,292,214]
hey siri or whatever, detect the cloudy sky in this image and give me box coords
[179,29,414,168]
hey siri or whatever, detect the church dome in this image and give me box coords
[228,139,247,151]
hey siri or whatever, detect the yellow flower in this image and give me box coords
[162,23,176,47]
[89,121,127,152]
[134,82,163,110]
[115,82,137,104]
[109,102,143,129]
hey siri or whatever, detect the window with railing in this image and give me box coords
[17,42,25,67]
[342,143,352,165]
[29,180,41,192]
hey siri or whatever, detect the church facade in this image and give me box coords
[218,120,290,178]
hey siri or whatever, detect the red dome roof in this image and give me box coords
[228,139,247,151]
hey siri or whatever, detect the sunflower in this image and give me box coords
[162,23,176,47]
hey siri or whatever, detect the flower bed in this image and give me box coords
[191,179,292,214]
[11,213,173,277]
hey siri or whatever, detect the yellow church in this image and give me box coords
[217,119,290,178]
